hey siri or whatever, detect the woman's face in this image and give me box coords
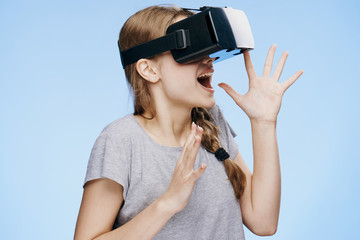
[156,51,216,109]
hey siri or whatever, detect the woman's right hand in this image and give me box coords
[161,122,207,213]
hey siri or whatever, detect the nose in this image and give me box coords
[201,56,216,64]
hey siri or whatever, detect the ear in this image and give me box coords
[136,59,160,83]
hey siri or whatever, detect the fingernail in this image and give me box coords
[201,163,206,169]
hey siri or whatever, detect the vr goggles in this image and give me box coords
[119,6,255,68]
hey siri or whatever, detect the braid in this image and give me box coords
[191,107,247,199]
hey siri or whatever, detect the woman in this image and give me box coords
[74,5,303,240]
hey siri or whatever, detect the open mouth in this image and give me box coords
[197,72,213,89]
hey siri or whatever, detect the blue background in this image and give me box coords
[1,0,359,239]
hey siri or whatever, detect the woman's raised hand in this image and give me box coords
[218,44,304,123]
[161,122,206,213]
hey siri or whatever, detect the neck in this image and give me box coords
[137,104,193,147]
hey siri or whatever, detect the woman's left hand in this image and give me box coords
[218,44,304,123]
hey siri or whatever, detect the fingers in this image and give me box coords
[218,82,244,107]
[176,123,196,166]
[281,70,304,92]
[183,125,203,170]
[184,122,197,148]
[177,123,203,170]
[243,50,257,80]
[272,50,289,81]
[192,163,207,180]
[263,44,277,77]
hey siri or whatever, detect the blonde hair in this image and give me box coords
[118,5,246,199]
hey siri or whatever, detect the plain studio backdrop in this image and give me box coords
[1,0,359,239]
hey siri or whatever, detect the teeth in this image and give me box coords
[198,72,213,79]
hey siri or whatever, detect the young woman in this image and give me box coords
[74,5,303,240]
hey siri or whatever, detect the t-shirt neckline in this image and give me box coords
[130,114,183,152]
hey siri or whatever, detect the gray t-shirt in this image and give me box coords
[85,105,245,240]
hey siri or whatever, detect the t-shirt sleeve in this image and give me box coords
[209,105,239,160]
[84,128,130,197]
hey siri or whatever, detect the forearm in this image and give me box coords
[250,120,281,228]
[95,197,175,240]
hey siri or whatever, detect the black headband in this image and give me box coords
[118,6,254,68]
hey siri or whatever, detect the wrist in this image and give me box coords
[157,195,179,216]
[250,118,277,128]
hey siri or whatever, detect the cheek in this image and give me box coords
[163,76,193,100]
[161,67,196,94]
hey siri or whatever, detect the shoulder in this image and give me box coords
[208,105,237,138]
[97,114,139,143]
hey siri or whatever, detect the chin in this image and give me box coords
[196,98,216,109]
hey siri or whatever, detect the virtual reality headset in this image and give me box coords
[119,6,255,68]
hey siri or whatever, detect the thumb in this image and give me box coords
[218,82,244,106]
[192,163,207,181]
